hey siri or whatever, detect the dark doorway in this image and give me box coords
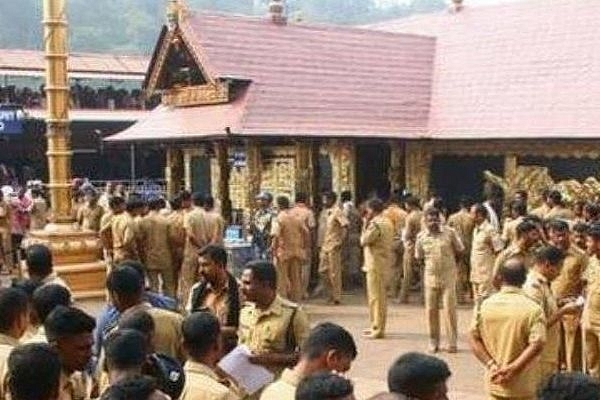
[430,155,504,212]
[355,143,391,203]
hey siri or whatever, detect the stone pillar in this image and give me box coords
[388,141,405,193]
[295,141,311,197]
[504,153,518,203]
[215,141,232,223]
[165,147,184,198]
[405,141,432,200]
[329,140,355,198]
[183,148,192,192]
[246,141,262,213]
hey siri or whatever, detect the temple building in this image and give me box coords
[107,0,600,215]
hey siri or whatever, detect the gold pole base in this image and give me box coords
[24,223,107,299]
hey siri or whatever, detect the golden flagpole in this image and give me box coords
[24,0,106,298]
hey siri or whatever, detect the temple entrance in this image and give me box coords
[430,155,504,212]
[355,143,391,203]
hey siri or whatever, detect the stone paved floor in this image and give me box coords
[78,291,486,400]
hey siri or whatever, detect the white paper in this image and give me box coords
[217,345,275,395]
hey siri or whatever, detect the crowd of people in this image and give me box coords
[0,83,160,110]
[3,178,600,399]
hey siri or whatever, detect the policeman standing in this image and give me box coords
[399,196,422,304]
[360,198,393,339]
[493,220,541,288]
[523,246,581,381]
[415,208,464,353]
[470,204,502,302]
[469,258,546,400]
[319,192,348,305]
[547,219,587,372]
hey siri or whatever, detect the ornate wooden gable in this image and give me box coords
[145,26,229,107]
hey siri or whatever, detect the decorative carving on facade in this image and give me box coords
[388,141,404,192]
[245,143,262,213]
[261,157,296,200]
[327,141,354,196]
[295,142,311,196]
[484,167,600,207]
[163,82,229,107]
[405,141,432,200]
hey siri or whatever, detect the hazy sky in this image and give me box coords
[377,0,522,5]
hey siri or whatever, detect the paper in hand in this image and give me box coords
[217,345,275,395]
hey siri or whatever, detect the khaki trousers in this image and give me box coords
[585,324,600,378]
[147,268,177,298]
[399,242,416,302]
[0,228,11,269]
[425,284,457,349]
[472,281,492,304]
[178,253,198,305]
[489,396,535,400]
[540,361,558,385]
[275,256,303,302]
[560,314,582,371]
[386,246,403,298]
[366,268,387,337]
[301,261,311,299]
[319,248,343,303]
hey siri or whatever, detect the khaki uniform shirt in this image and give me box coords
[138,211,173,271]
[111,212,139,262]
[204,210,225,245]
[447,209,475,254]
[402,210,423,244]
[382,205,407,237]
[59,370,92,400]
[530,203,551,220]
[184,207,210,257]
[470,221,502,284]
[238,296,310,375]
[181,361,239,400]
[167,210,186,254]
[551,245,587,299]
[415,226,464,288]
[583,255,600,328]
[120,303,185,362]
[501,216,524,247]
[471,286,546,398]
[290,204,316,260]
[99,211,113,249]
[77,203,104,232]
[290,205,316,231]
[271,210,308,261]
[360,214,394,273]
[260,368,302,400]
[523,270,560,365]
[316,209,328,248]
[0,333,20,399]
[546,206,574,221]
[493,244,536,280]
[321,206,349,252]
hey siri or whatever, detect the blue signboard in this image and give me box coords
[0,105,24,135]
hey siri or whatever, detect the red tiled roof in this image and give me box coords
[105,89,248,142]
[0,49,148,79]
[369,0,600,139]
[109,11,436,141]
